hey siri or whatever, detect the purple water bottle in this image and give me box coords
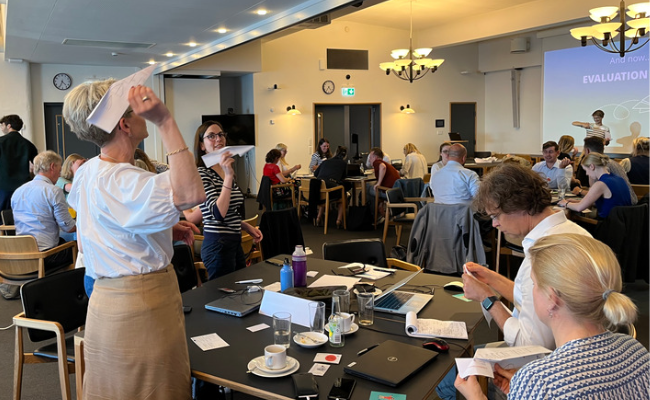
[292,245,307,287]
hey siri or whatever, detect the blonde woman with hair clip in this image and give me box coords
[620,137,649,184]
[400,142,428,179]
[558,152,632,218]
[275,143,301,178]
[456,233,649,400]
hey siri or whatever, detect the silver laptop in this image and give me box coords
[205,295,261,317]
[374,270,433,315]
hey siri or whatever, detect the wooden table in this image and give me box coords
[183,258,484,400]
[464,161,502,177]
[345,175,376,206]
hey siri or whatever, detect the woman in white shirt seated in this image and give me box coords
[275,142,301,177]
[63,80,204,400]
[400,143,428,179]
[456,234,649,400]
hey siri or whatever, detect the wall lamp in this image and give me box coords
[400,104,415,114]
[286,105,301,115]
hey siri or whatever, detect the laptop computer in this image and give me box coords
[205,295,261,317]
[344,340,438,387]
[346,163,363,177]
[373,270,433,315]
[448,132,462,140]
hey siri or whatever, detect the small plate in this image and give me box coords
[353,287,383,296]
[293,332,328,348]
[325,322,359,335]
[248,356,298,375]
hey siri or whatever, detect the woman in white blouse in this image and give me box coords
[400,143,427,179]
[275,143,301,177]
[63,81,205,400]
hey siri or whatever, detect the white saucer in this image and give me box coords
[353,287,383,296]
[325,322,359,335]
[247,356,299,377]
[293,332,328,348]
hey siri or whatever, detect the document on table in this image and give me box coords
[87,63,157,133]
[456,358,494,379]
[202,145,255,167]
[404,311,468,340]
[259,290,312,328]
[456,345,551,378]
[191,333,229,351]
[307,275,360,290]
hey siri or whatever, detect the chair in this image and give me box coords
[256,176,295,211]
[171,244,201,293]
[297,178,346,234]
[259,208,305,259]
[1,209,15,236]
[373,184,392,229]
[631,184,649,199]
[13,268,88,400]
[0,235,77,285]
[322,238,421,272]
[495,229,524,280]
[382,188,418,246]
[241,214,262,264]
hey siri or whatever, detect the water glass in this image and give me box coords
[357,292,374,326]
[332,289,350,313]
[273,312,292,348]
[308,301,326,334]
[558,188,566,201]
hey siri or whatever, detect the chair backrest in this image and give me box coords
[631,184,649,198]
[259,208,304,258]
[386,188,409,217]
[393,178,424,198]
[20,268,88,342]
[243,214,259,227]
[171,244,198,293]
[0,235,41,275]
[322,238,389,268]
[256,176,273,211]
[1,209,14,225]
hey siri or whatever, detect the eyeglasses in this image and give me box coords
[204,132,227,140]
[441,150,450,154]
[488,212,502,221]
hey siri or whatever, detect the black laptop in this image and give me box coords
[347,163,363,177]
[344,340,438,387]
[448,132,462,140]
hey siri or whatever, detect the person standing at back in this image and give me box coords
[0,114,38,211]
[573,109,611,146]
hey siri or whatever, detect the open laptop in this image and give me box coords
[344,340,438,387]
[346,163,363,177]
[205,295,261,317]
[374,270,433,315]
[448,132,463,140]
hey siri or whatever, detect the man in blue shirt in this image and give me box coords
[532,141,572,190]
[429,144,480,205]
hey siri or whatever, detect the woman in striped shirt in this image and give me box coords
[193,121,263,280]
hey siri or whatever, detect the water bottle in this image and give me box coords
[292,245,307,287]
[280,257,293,292]
[329,296,345,347]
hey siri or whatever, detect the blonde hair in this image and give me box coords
[275,143,289,167]
[134,148,156,173]
[530,234,637,329]
[62,79,117,147]
[558,135,575,155]
[60,153,85,180]
[404,143,420,155]
[632,137,649,157]
[581,152,610,169]
[33,150,62,174]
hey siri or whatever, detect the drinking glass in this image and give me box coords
[273,312,292,348]
[308,301,326,334]
[357,292,374,326]
[332,289,350,313]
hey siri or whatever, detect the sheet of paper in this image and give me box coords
[307,275,360,290]
[306,271,319,278]
[191,333,229,351]
[308,363,330,376]
[456,358,494,379]
[264,282,282,292]
[202,145,255,167]
[405,311,468,340]
[259,290,312,328]
[314,353,342,364]
[474,345,551,362]
[246,323,270,332]
[86,64,157,133]
[453,293,473,302]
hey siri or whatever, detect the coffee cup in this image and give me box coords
[264,344,287,370]
[340,312,355,332]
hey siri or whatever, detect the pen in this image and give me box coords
[357,344,379,356]
[235,279,263,284]
[370,266,396,274]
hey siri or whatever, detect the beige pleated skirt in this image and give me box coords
[82,265,191,400]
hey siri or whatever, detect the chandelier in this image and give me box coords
[379,0,444,83]
[570,1,649,57]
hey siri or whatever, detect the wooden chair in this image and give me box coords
[1,209,15,236]
[13,268,88,400]
[422,173,431,184]
[373,185,392,229]
[495,229,524,280]
[270,182,296,210]
[382,188,419,246]
[322,238,421,272]
[631,184,649,199]
[241,214,262,264]
[298,179,347,234]
[0,235,77,285]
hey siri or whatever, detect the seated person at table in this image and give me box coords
[532,141,572,190]
[12,150,76,270]
[559,153,632,219]
[264,149,293,184]
[275,143,301,178]
[620,137,649,185]
[366,147,400,215]
[572,109,611,146]
[429,143,479,205]
[55,153,86,200]
[314,146,348,228]
[456,234,649,400]
[309,138,332,171]
[557,134,578,161]
[430,142,451,177]
[400,143,428,179]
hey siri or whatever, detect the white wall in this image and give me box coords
[0,58,32,141]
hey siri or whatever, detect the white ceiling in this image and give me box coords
[3,0,599,69]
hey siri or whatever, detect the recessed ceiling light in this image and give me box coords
[188,42,197,47]
[257,9,268,15]
[148,60,156,65]
[166,52,174,57]
[217,28,227,34]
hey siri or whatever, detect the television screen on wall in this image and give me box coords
[201,114,256,146]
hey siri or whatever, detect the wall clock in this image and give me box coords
[53,73,72,90]
[322,80,335,95]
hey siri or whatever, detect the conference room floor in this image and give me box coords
[0,198,647,400]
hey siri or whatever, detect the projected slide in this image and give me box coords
[543,43,649,154]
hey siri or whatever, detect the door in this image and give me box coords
[450,103,476,157]
[44,103,100,160]
[314,104,381,162]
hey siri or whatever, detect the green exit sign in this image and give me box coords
[341,87,355,96]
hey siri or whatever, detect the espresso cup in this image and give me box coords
[340,312,355,332]
[264,344,287,370]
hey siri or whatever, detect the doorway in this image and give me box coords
[450,102,477,157]
[44,103,100,160]
[314,104,381,161]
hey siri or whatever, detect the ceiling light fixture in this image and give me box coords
[400,105,415,114]
[148,60,156,65]
[217,28,227,34]
[257,9,268,16]
[188,42,197,47]
[379,0,444,83]
[166,52,174,57]
[286,105,301,115]
[570,1,649,57]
